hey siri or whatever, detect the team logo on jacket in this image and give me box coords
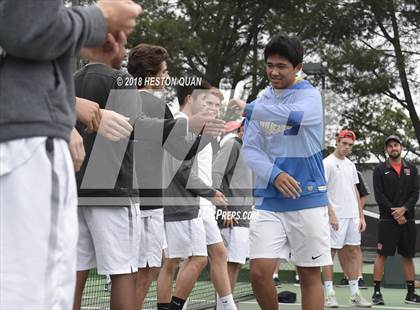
[404,168,411,176]
[260,122,289,135]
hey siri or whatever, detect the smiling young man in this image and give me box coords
[371,135,419,305]
[322,130,371,308]
[191,85,238,310]
[241,33,332,310]
[156,82,229,310]
[127,44,225,309]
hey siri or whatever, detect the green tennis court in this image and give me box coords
[238,284,420,310]
[81,255,420,309]
[81,278,420,310]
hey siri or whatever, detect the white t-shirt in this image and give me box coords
[197,144,214,209]
[323,154,359,218]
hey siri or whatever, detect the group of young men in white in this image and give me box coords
[2,2,419,310]
[71,39,250,310]
[71,37,373,310]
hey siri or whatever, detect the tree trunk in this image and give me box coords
[388,3,420,148]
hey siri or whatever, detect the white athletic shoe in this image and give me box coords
[325,291,339,308]
[350,291,372,307]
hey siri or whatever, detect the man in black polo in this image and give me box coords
[371,135,419,305]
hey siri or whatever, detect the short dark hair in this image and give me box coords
[127,43,169,87]
[264,33,303,67]
[176,79,223,107]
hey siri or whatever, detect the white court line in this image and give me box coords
[239,301,419,309]
[364,210,420,224]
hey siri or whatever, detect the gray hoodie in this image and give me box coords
[163,147,216,222]
[0,0,106,142]
[212,136,254,227]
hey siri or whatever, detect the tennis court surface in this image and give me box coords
[81,256,420,309]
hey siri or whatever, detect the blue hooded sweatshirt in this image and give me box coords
[243,79,328,212]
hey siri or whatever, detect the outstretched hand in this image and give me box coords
[85,109,133,141]
[189,111,225,138]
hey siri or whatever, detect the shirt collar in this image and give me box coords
[385,159,409,169]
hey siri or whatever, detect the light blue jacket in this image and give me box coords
[243,79,328,212]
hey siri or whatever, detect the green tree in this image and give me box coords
[72,0,419,162]
[129,0,317,101]
[301,0,420,160]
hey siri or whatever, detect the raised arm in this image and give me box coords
[0,0,141,60]
[244,89,322,127]
[174,159,216,198]
[0,1,106,60]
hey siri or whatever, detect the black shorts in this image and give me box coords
[377,219,417,258]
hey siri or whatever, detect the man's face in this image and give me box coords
[386,141,402,159]
[336,137,354,157]
[191,91,222,118]
[266,54,301,89]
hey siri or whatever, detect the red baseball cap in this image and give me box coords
[337,129,356,142]
[225,121,242,133]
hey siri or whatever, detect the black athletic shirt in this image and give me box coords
[74,64,139,206]
[356,171,370,198]
[373,159,419,220]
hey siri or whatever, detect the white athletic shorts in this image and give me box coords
[200,205,223,245]
[221,227,249,264]
[330,217,361,249]
[1,138,77,310]
[77,203,140,275]
[138,208,166,268]
[164,217,208,258]
[249,207,332,267]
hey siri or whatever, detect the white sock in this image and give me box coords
[182,297,189,310]
[216,294,221,310]
[273,272,278,279]
[349,279,359,295]
[217,294,236,310]
[324,281,334,294]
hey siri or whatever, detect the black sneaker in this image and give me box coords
[372,291,385,305]
[273,277,281,287]
[405,292,420,304]
[358,278,367,289]
[336,277,349,287]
